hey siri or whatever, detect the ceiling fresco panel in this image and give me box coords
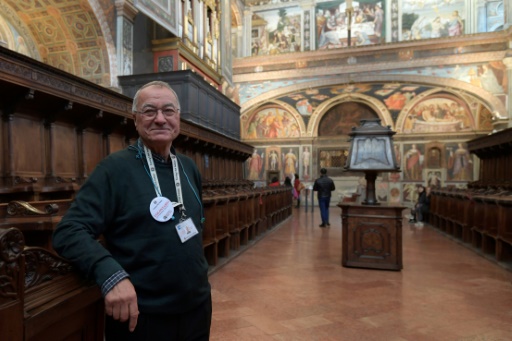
[2,0,112,87]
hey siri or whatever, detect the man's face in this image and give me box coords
[133,85,180,150]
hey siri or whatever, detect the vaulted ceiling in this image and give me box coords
[0,0,116,87]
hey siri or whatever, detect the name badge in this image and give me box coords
[175,218,199,243]
[149,196,174,222]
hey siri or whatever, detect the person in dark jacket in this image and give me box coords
[52,81,211,340]
[313,168,336,227]
[410,185,430,223]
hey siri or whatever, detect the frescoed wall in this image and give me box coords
[244,1,503,58]
[244,106,303,140]
[315,0,384,49]
[251,7,302,56]
[402,0,465,40]
[401,95,475,134]
[240,79,495,202]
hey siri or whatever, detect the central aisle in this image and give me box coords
[208,206,512,341]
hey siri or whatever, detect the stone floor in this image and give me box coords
[209,206,512,341]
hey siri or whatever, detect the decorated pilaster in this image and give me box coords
[115,0,138,76]
[243,9,252,57]
[502,50,512,127]
[299,1,315,52]
[505,0,512,30]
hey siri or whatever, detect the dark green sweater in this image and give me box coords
[52,145,210,314]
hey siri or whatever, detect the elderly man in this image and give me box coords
[53,81,211,340]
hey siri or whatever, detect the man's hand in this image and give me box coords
[104,278,139,332]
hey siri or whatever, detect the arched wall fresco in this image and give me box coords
[240,74,506,117]
[310,92,394,136]
[396,89,477,134]
[242,77,496,205]
[242,103,306,140]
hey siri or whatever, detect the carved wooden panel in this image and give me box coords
[82,130,104,176]
[0,227,25,340]
[108,133,126,154]
[339,203,405,270]
[50,122,78,181]
[11,114,45,179]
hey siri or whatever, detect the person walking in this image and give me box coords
[52,81,212,340]
[313,168,335,227]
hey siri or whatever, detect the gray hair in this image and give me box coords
[132,81,180,112]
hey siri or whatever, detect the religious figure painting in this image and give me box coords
[402,0,464,41]
[246,148,265,180]
[318,102,378,136]
[402,183,420,204]
[467,62,507,94]
[425,169,444,189]
[446,142,473,181]
[383,90,416,111]
[245,107,301,139]
[377,182,388,202]
[301,146,312,181]
[251,7,302,56]
[267,147,281,172]
[389,183,401,203]
[282,147,299,179]
[315,0,384,49]
[403,143,424,181]
[402,95,474,133]
[318,149,350,177]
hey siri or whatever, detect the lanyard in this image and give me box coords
[143,144,186,214]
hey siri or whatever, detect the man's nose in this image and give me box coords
[154,109,167,122]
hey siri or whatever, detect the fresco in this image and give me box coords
[402,0,464,40]
[389,183,401,203]
[270,83,431,123]
[238,62,508,104]
[403,143,424,181]
[315,0,384,49]
[318,102,379,136]
[402,183,420,204]
[251,7,302,56]
[282,147,300,179]
[241,82,493,139]
[301,146,312,181]
[426,169,444,188]
[377,182,388,202]
[245,107,300,139]
[380,62,507,95]
[445,142,473,181]
[402,95,474,133]
[246,148,266,180]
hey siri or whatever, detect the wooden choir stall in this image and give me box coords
[429,127,512,268]
[0,46,292,340]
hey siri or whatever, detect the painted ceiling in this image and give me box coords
[0,0,115,87]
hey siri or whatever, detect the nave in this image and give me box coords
[209,207,512,340]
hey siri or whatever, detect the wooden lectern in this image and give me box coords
[341,120,405,270]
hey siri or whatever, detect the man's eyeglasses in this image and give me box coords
[135,107,179,119]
